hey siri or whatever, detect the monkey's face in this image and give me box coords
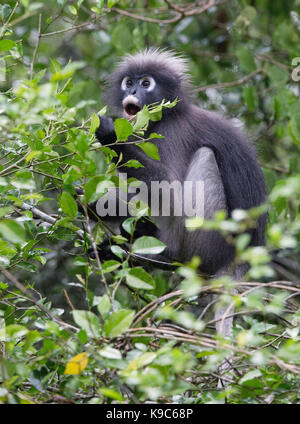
[118,69,181,121]
[120,75,159,120]
[107,50,188,117]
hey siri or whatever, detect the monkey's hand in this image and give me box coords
[95,115,117,145]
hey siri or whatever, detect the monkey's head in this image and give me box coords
[106,49,190,120]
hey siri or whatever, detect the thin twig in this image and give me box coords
[218,280,299,334]
[111,6,182,24]
[261,162,290,174]
[63,289,75,310]
[194,68,264,93]
[40,20,96,37]
[19,202,85,239]
[0,155,26,176]
[81,203,112,302]
[111,0,228,25]
[0,1,19,39]
[30,13,42,80]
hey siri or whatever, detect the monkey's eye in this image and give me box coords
[121,77,133,91]
[142,79,150,87]
[140,76,156,91]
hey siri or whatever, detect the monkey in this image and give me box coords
[83,49,268,381]
[88,48,267,280]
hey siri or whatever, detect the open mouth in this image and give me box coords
[123,96,141,119]
[125,103,141,116]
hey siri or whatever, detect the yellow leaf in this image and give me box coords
[64,352,88,375]
[237,331,247,347]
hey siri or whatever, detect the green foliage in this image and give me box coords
[0,0,300,405]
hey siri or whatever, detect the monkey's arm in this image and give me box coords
[95,116,117,145]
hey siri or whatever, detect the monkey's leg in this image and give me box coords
[213,264,247,388]
[214,301,235,388]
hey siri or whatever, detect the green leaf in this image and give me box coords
[112,234,128,244]
[99,346,122,359]
[11,170,35,190]
[51,61,85,81]
[133,107,151,131]
[236,47,256,73]
[288,114,300,145]
[97,294,111,316]
[75,132,89,157]
[122,217,135,235]
[90,113,100,135]
[243,86,257,112]
[59,192,78,218]
[132,236,166,255]
[149,108,162,121]
[0,177,7,186]
[102,260,121,274]
[68,4,77,15]
[0,324,28,341]
[111,245,125,259]
[25,151,42,163]
[84,176,111,203]
[107,0,119,8]
[104,309,135,338]
[72,310,101,338]
[115,118,134,141]
[126,267,155,290]
[126,352,156,370]
[138,142,160,160]
[123,159,144,168]
[239,369,262,385]
[267,64,289,85]
[149,132,164,139]
[0,220,26,244]
[0,39,16,51]
[99,388,123,401]
[98,106,107,116]
[111,23,133,52]
[0,206,13,218]
[77,330,87,344]
[240,6,257,22]
[92,223,106,244]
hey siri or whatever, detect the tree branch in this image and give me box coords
[111,0,228,25]
[111,6,182,24]
[194,68,264,92]
[19,202,85,239]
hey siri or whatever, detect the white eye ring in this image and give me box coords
[140,76,156,91]
[121,76,133,91]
